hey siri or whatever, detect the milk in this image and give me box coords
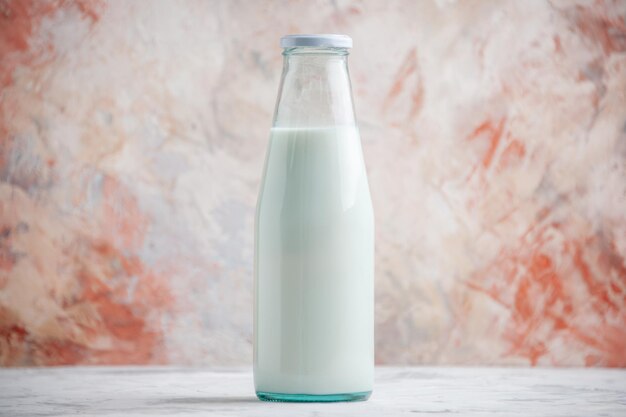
[254,126,374,395]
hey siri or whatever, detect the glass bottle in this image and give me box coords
[254,34,374,402]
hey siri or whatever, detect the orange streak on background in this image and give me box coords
[497,139,526,171]
[571,1,626,55]
[384,49,416,106]
[467,222,626,367]
[467,118,506,169]
[383,48,424,124]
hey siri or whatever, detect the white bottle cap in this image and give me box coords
[280,34,353,49]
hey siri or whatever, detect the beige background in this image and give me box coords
[0,0,625,366]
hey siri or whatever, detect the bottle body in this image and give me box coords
[254,37,374,401]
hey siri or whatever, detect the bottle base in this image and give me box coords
[256,390,371,403]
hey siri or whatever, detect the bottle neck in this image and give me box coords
[272,47,356,128]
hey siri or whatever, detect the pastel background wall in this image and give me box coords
[1,0,625,367]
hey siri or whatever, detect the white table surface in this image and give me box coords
[1,366,625,416]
